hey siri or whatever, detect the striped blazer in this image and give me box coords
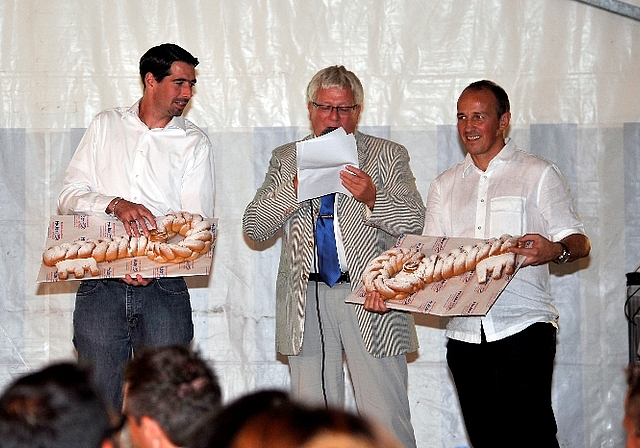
[243,132,425,357]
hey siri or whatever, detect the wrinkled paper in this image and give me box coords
[296,127,359,201]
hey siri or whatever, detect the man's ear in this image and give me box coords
[144,72,156,90]
[499,111,511,131]
[141,416,171,446]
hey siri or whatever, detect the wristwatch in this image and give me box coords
[553,241,571,264]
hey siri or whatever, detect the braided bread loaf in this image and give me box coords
[362,234,520,301]
[43,212,214,279]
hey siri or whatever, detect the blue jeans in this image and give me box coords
[73,277,193,410]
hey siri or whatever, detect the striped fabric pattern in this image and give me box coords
[243,131,425,357]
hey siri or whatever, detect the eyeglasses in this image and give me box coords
[311,102,359,116]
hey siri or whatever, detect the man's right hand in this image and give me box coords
[363,291,391,314]
[110,199,157,237]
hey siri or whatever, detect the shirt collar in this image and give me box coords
[125,99,187,132]
[462,137,515,176]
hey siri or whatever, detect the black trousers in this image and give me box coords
[446,322,560,448]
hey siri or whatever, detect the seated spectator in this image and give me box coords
[625,365,640,447]
[0,362,122,448]
[122,345,222,448]
[191,389,402,448]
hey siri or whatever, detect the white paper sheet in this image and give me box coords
[296,127,359,202]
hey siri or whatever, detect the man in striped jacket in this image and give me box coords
[243,65,424,448]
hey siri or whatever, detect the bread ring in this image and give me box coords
[361,235,521,299]
[43,212,215,279]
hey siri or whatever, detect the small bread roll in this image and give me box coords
[374,276,398,299]
[441,253,456,279]
[65,243,81,259]
[77,241,96,258]
[43,246,68,266]
[105,240,119,261]
[158,243,176,261]
[168,244,192,259]
[117,236,130,259]
[136,235,148,256]
[433,257,445,282]
[465,245,479,272]
[92,240,108,263]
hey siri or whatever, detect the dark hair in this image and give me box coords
[460,80,510,118]
[123,345,221,447]
[139,43,199,86]
[0,362,117,448]
[191,389,387,448]
[191,390,290,448]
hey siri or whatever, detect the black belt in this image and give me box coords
[308,272,350,284]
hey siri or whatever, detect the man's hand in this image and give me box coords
[508,234,557,266]
[122,274,153,287]
[363,290,391,314]
[510,233,591,267]
[112,199,157,237]
[340,165,376,209]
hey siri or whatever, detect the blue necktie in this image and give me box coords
[316,194,341,287]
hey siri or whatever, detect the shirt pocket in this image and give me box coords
[489,196,525,236]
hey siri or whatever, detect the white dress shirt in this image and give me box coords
[58,100,215,218]
[424,138,586,343]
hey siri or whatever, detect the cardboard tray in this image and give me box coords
[346,233,524,316]
[37,215,217,283]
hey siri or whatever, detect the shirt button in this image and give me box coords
[480,199,484,203]
[477,226,482,230]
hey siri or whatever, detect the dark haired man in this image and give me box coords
[418,80,590,447]
[58,43,214,410]
[0,362,121,448]
[122,345,221,448]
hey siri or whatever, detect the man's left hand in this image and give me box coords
[509,234,562,267]
[341,165,376,209]
[122,274,153,287]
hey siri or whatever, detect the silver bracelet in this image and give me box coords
[108,197,123,217]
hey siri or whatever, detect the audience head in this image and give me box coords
[625,365,640,447]
[122,345,221,448]
[0,362,120,448]
[191,389,402,448]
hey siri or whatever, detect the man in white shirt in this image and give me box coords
[366,80,590,447]
[58,43,214,411]
[427,80,590,447]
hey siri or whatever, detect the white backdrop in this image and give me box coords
[1,1,639,446]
